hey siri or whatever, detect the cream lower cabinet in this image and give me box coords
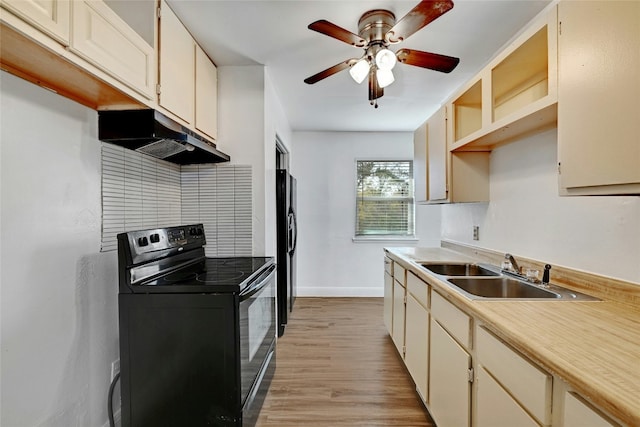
[563,392,617,427]
[429,318,471,427]
[476,326,552,426]
[476,366,540,427]
[383,257,393,335]
[404,272,429,401]
[391,279,406,357]
[429,291,472,427]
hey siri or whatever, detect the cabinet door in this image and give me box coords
[558,1,640,195]
[413,120,428,202]
[71,0,155,100]
[391,280,405,357]
[383,271,393,335]
[476,366,539,427]
[563,392,616,427]
[427,106,447,201]
[1,0,70,43]
[158,0,194,124]
[405,294,428,402]
[195,44,218,140]
[429,318,471,427]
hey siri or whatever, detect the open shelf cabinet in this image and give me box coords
[449,5,557,152]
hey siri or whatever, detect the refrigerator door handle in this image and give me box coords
[288,209,298,255]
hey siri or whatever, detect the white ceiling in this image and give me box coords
[167,0,552,132]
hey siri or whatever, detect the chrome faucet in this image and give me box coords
[504,253,521,274]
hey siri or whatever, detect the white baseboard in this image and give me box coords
[297,287,383,297]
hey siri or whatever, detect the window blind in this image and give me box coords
[356,160,415,236]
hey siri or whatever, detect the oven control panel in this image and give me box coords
[119,224,206,264]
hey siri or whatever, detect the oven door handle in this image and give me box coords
[239,264,276,301]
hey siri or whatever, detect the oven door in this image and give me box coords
[238,264,276,407]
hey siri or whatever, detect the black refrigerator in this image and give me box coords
[276,169,297,337]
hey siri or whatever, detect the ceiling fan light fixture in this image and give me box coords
[349,59,370,84]
[375,48,397,71]
[376,68,395,88]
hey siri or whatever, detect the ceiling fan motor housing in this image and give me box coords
[358,10,395,46]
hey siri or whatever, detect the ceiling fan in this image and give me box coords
[304,0,460,107]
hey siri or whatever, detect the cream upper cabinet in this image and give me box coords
[1,0,70,44]
[448,5,557,151]
[557,0,640,195]
[414,105,489,204]
[563,391,617,427]
[195,44,218,140]
[70,0,155,100]
[413,120,428,202]
[427,106,448,202]
[158,0,195,124]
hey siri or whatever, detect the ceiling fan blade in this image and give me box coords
[304,59,356,84]
[308,20,367,47]
[396,48,460,73]
[386,0,454,44]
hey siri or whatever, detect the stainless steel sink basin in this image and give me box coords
[420,263,499,277]
[448,277,560,299]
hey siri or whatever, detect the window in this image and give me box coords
[356,160,415,237]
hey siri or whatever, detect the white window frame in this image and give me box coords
[353,158,417,242]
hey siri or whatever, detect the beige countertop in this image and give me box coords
[385,246,640,427]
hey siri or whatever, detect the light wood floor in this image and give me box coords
[256,297,436,426]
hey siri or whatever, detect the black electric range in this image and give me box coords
[117,224,276,427]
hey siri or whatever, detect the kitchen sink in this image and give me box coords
[420,263,499,277]
[447,277,560,299]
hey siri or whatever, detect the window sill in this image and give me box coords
[352,236,419,243]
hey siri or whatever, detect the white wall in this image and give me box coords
[1,72,118,426]
[217,66,266,255]
[217,66,292,258]
[442,128,640,284]
[264,70,292,258]
[291,131,442,297]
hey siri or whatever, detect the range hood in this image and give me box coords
[98,109,230,164]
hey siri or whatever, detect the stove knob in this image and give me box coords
[138,236,149,247]
[150,233,160,243]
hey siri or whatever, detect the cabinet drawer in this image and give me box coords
[431,291,470,349]
[407,272,428,308]
[384,256,393,275]
[477,326,552,425]
[393,262,406,285]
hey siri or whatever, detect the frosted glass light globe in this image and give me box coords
[375,49,397,71]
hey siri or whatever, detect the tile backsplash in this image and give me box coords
[101,144,252,255]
